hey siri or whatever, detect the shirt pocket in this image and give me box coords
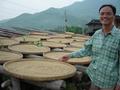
[92,39,103,54]
[105,39,119,53]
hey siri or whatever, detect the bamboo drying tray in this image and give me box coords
[42,41,67,49]
[14,36,40,43]
[0,38,19,46]
[65,32,74,35]
[74,34,89,37]
[67,57,91,65]
[72,37,89,42]
[3,60,76,81]
[50,34,72,38]
[70,42,84,48]
[64,47,80,52]
[30,32,48,36]
[47,38,74,44]
[44,52,91,65]
[44,52,70,60]
[0,51,23,64]
[8,44,50,54]
[0,36,6,39]
[22,58,56,61]
[29,35,50,40]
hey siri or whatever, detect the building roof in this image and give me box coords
[86,19,101,25]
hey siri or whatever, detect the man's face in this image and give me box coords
[99,6,115,26]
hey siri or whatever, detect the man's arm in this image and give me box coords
[115,59,120,90]
[59,38,93,62]
[59,31,98,62]
[115,40,120,90]
[69,36,93,58]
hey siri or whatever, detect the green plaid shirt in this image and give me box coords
[69,26,120,88]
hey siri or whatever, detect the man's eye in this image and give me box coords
[107,12,113,15]
[100,13,104,15]
[100,12,113,16]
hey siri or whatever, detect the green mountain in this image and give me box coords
[0,0,119,30]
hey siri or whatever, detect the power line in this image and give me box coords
[0,0,40,20]
[0,5,33,15]
[4,0,39,11]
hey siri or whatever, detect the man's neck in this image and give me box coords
[102,24,113,34]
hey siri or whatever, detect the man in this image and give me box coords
[59,4,120,90]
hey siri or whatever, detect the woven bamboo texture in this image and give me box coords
[72,37,89,42]
[14,36,40,43]
[47,38,74,44]
[29,35,50,40]
[44,52,70,60]
[67,57,91,65]
[3,60,76,81]
[22,58,56,61]
[42,41,66,48]
[50,34,72,38]
[30,32,48,36]
[8,44,50,54]
[74,34,90,37]
[64,47,80,52]
[0,38,19,46]
[0,51,22,64]
[65,32,74,35]
[70,42,84,48]
[0,36,6,39]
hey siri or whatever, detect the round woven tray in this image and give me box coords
[44,52,70,60]
[14,36,40,43]
[0,38,19,46]
[8,44,50,54]
[0,51,23,64]
[67,57,91,65]
[74,34,89,37]
[50,34,72,38]
[3,60,76,81]
[72,37,89,42]
[30,32,48,36]
[21,58,56,61]
[29,35,50,40]
[47,38,74,44]
[70,42,84,48]
[0,36,6,39]
[42,41,66,48]
[64,47,80,52]
[44,52,91,64]
[65,32,74,35]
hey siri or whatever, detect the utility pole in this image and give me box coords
[64,9,68,32]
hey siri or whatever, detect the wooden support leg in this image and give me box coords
[75,65,87,72]
[25,80,65,90]
[0,65,7,75]
[11,78,21,90]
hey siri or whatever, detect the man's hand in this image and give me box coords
[59,55,70,62]
[115,84,120,90]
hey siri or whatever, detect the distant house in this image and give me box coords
[115,15,120,29]
[86,15,120,36]
[86,19,101,36]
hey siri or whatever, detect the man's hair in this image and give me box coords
[99,4,116,15]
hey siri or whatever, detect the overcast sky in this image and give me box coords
[0,0,84,20]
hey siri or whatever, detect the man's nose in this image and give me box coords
[102,14,108,18]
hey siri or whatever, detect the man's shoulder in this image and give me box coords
[114,28,120,35]
[113,27,120,39]
[93,29,102,36]
[95,29,101,33]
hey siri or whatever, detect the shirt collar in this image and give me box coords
[111,26,117,36]
[100,26,117,36]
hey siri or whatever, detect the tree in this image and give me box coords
[66,26,83,34]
